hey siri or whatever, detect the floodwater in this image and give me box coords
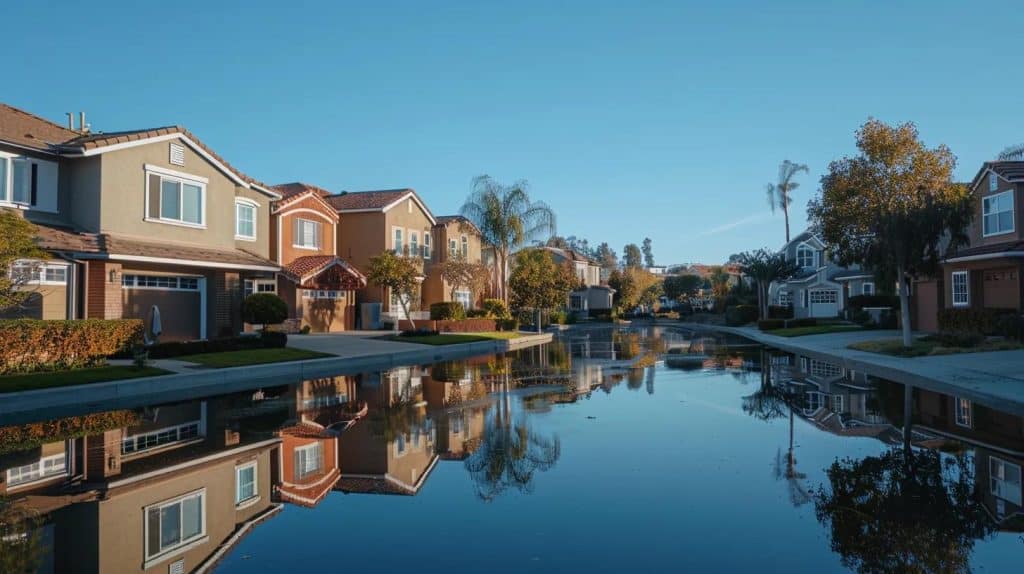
[1,325,1021,573]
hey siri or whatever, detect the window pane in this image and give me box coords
[999,211,1013,232]
[12,159,30,204]
[181,495,202,539]
[237,204,254,237]
[161,180,181,220]
[0,158,7,201]
[147,507,162,557]
[160,503,182,548]
[182,184,202,224]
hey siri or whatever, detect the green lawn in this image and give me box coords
[380,332,522,346]
[0,365,170,393]
[178,347,333,368]
[768,324,865,337]
[849,337,1023,357]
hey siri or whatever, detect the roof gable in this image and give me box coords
[272,189,339,219]
[326,189,436,224]
[971,161,1024,191]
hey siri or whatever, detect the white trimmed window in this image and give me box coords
[954,397,972,428]
[294,442,323,479]
[145,490,206,563]
[455,289,472,309]
[796,245,815,268]
[989,172,998,192]
[244,278,277,297]
[11,260,68,285]
[423,232,432,259]
[122,422,200,454]
[991,457,1022,506]
[0,153,59,212]
[951,271,969,307]
[809,359,843,379]
[122,275,199,291]
[393,227,404,254]
[6,453,66,487]
[449,238,458,257]
[235,462,258,506]
[235,199,257,240]
[146,168,206,227]
[461,235,469,258]
[410,231,419,258]
[294,218,321,250]
[809,290,838,304]
[302,290,346,300]
[778,290,791,306]
[983,190,1014,237]
[862,282,874,296]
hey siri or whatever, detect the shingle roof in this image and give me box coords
[33,223,279,270]
[435,215,481,235]
[0,103,78,152]
[972,160,1024,190]
[325,189,412,211]
[272,182,333,199]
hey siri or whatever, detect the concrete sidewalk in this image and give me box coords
[682,323,1024,416]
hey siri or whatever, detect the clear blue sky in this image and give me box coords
[6,1,1021,264]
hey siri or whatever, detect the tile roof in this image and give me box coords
[435,214,481,235]
[946,240,1024,261]
[33,223,279,270]
[334,476,417,496]
[325,189,412,211]
[972,160,1024,189]
[0,103,79,152]
[271,187,339,217]
[272,182,333,199]
[281,255,367,287]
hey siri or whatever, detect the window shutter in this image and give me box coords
[148,174,161,218]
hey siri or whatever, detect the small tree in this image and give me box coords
[242,293,288,330]
[739,249,801,319]
[439,255,492,307]
[641,237,655,268]
[608,267,658,314]
[367,250,424,330]
[808,119,973,347]
[708,266,731,312]
[509,250,576,329]
[0,210,46,312]
[622,243,643,268]
[663,275,703,303]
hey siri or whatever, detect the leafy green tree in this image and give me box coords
[738,249,801,319]
[438,255,490,305]
[641,237,654,267]
[0,210,46,312]
[241,293,288,329]
[608,267,658,313]
[623,243,643,268]
[594,242,617,272]
[766,160,809,243]
[508,250,577,313]
[808,119,973,346]
[367,250,424,329]
[663,274,703,302]
[460,175,556,303]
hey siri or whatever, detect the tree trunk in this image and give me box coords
[782,201,790,244]
[400,295,415,331]
[897,264,913,347]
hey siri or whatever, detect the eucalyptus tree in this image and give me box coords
[766,160,809,244]
[460,175,556,302]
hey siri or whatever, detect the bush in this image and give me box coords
[928,331,985,348]
[550,310,569,325]
[147,331,287,359]
[725,305,758,326]
[466,308,489,318]
[496,318,520,332]
[481,298,511,319]
[995,313,1024,340]
[937,307,1017,335]
[0,319,143,374]
[299,325,312,334]
[767,305,793,319]
[590,309,616,321]
[848,294,899,310]
[758,319,785,331]
[242,293,288,326]
[430,302,466,321]
[786,318,818,328]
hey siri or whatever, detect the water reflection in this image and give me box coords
[0,326,1020,572]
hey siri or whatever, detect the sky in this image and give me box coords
[6,1,1023,264]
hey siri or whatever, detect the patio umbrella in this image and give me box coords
[149,304,162,343]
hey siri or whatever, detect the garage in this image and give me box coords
[808,289,839,318]
[121,274,205,341]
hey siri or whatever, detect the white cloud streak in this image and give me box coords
[693,212,772,237]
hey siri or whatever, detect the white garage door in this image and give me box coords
[808,289,839,318]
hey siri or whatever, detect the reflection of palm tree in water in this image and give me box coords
[464,370,561,501]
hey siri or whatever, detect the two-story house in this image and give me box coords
[421,215,485,309]
[537,246,614,315]
[328,189,436,325]
[0,103,281,340]
[769,231,868,319]
[269,182,366,332]
[941,162,1024,313]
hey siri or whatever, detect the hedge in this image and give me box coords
[0,319,143,375]
[146,332,287,359]
[0,410,140,455]
[758,319,785,331]
[430,302,466,321]
[725,305,758,326]
[786,318,818,328]
[937,308,1017,336]
[767,305,794,319]
[398,318,497,333]
[242,293,288,325]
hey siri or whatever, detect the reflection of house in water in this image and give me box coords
[783,354,889,437]
[0,398,281,574]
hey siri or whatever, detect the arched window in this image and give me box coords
[796,245,815,268]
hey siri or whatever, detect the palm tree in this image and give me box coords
[738,248,801,319]
[460,175,556,302]
[766,160,809,244]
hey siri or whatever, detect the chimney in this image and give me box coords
[79,112,89,134]
[66,112,75,131]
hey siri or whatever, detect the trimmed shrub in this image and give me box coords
[481,298,511,319]
[937,307,1017,335]
[550,310,569,325]
[0,319,143,374]
[466,308,489,318]
[430,302,466,321]
[767,305,793,319]
[928,331,985,348]
[848,294,900,310]
[725,305,759,326]
[496,318,520,332]
[400,329,440,337]
[242,293,288,326]
[758,319,785,331]
[147,331,287,359]
[995,313,1024,341]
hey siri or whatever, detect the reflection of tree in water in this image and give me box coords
[464,384,561,501]
[814,448,994,574]
[0,496,44,574]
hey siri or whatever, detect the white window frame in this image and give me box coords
[10,259,69,286]
[5,452,67,488]
[990,456,1023,506]
[294,218,321,250]
[982,190,1015,237]
[954,397,972,428]
[122,275,201,292]
[392,227,405,255]
[143,489,208,567]
[302,289,346,300]
[809,289,838,304]
[235,461,259,507]
[989,172,998,192]
[243,278,277,297]
[121,421,201,455]
[409,230,419,259]
[234,198,258,241]
[951,271,969,307]
[796,245,815,268]
[454,289,472,309]
[144,166,207,229]
[449,238,458,257]
[461,235,469,258]
[861,282,874,296]
[294,442,323,479]
[777,290,791,306]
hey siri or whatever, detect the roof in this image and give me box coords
[271,187,339,218]
[971,161,1024,190]
[435,215,481,235]
[281,255,367,288]
[538,246,600,265]
[335,476,417,496]
[831,270,873,281]
[326,189,412,210]
[945,239,1024,262]
[272,182,333,199]
[34,223,280,271]
[0,103,79,152]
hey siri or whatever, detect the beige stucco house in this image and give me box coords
[421,215,486,309]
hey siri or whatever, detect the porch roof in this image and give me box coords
[946,240,1024,263]
[282,255,367,289]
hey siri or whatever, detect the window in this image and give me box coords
[461,235,469,258]
[122,275,199,291]
[0,154,58,211]
[235,200,256,240]
[10,260,68,285]
[809,290,838,304]
[243,279,276,297]
[809,359,843,379]
[570,293,585,311]
[862,282,874,296]
[951,271,969,307]
[423,232,431,259]
[983,190,1014,236]
[6,453,66,487]
[122,422,200,454]
[410,231,419,258]
[294,442,322,478]
[145,490,206,562]
[235,462,258,505]
[449,238,458,257]
[778,291,791,306]
[990,457,1023,506]
[147,170,205,227]
[393,228,404,254]
[989,172,998,192]
[955,397,972,428]
[796,245,815,268]
[294,219,321,249]
[455,290,472,309]
[301,289,345,300]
